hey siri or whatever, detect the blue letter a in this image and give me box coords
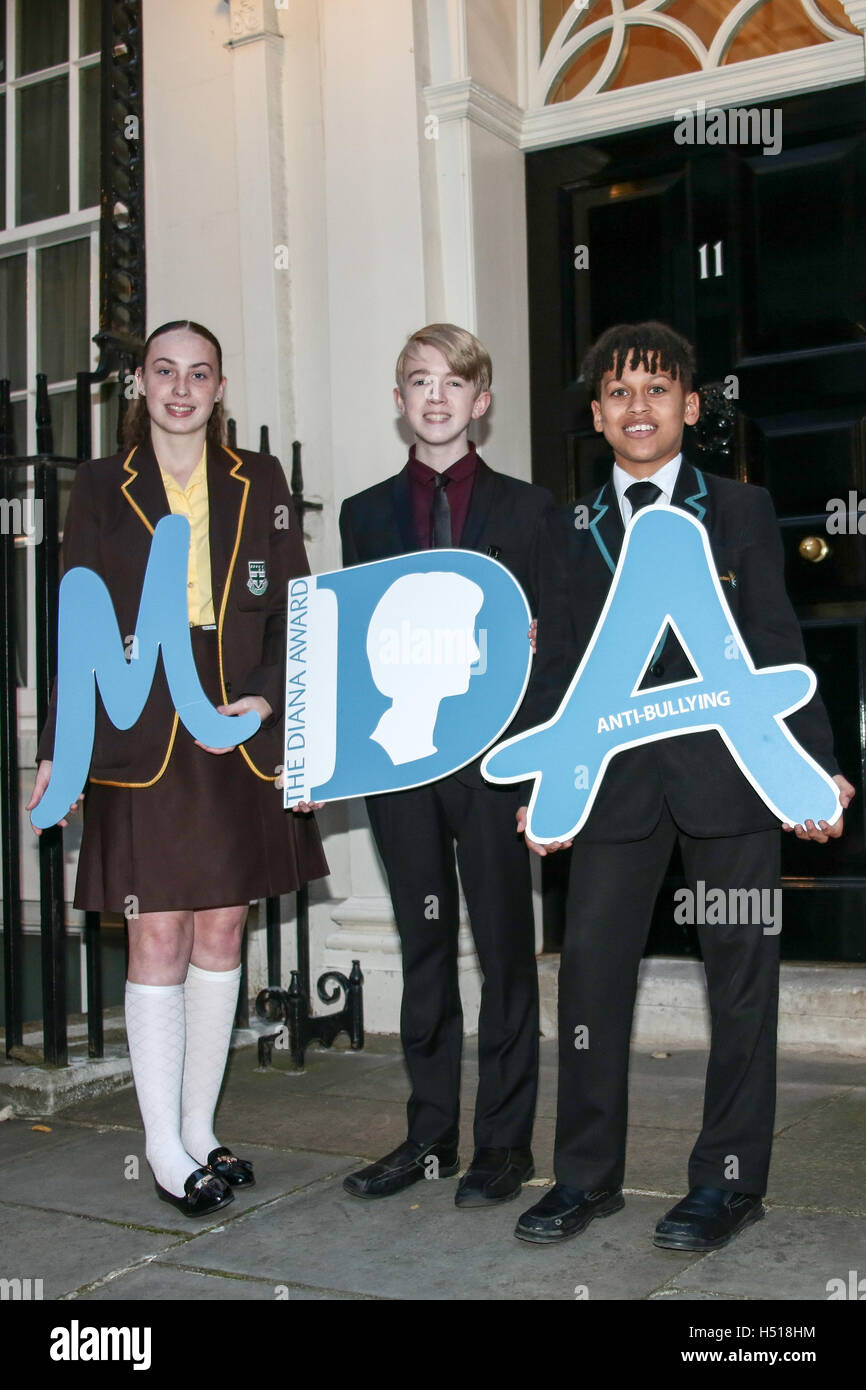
[482,508,841,842]
[32,515,260,829]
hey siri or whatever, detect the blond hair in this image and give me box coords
[395,323,492,395]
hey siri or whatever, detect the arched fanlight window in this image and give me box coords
[536,1,859,107]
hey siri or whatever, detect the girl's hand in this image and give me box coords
[26,760,83,835]
[273,765,323,811]
[195,696,272,754]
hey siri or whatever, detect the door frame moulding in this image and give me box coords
[425,40,866,151]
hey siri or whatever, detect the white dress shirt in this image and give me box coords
[613,453,683,525]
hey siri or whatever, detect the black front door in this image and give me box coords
[526,82,866,961]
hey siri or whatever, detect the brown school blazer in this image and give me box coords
[38,439,304,788]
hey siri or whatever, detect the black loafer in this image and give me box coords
[206,1147,256,1188]
[455,1147,534,1208]
[653,1186,764,1250]
[154,1167,234,1219]
[515,1183,624,1243]
[343,1138,460,1200]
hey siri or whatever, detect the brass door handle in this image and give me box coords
[798,536,830,563]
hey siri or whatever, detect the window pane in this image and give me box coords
[11,398,27,455]
[17,76,70,223]
[13,469,28,683]
[38,238,90,382]
[99,379,119,456]
[79,61,100,209]
[80,0,101,56]
[0,4,7,82]
[0,94,5,229]
[0,255,27,390]
[17,0,68,77]
[47,389,78,457]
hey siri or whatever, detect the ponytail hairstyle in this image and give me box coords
[121,319,226,450]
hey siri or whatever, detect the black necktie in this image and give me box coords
[432,474,452,547]
[625,480,662,516]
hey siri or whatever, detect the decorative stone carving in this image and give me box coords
[229,0,280,40]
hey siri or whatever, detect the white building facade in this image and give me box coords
[14,0,865,1038]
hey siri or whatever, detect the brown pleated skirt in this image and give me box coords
[73,628,328,913]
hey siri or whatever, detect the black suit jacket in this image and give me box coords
[520,460,840,841]
[339,457,555,789]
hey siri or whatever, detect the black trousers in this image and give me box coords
[556,804,781,1194]
[366,776,539,1148]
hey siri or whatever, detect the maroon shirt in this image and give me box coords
[407,443,479,549]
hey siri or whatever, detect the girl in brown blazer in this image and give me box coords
[29,321,327,1217]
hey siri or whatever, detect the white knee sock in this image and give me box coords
[125,980,199,1197]
[181,963,242,1165]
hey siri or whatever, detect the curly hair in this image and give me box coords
[121,319,226,450]
[581,321,697,398]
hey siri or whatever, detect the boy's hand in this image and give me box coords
[516,804,573,856]
[194,696,271,754]
[782,774,855,843]
[528,618,537,654]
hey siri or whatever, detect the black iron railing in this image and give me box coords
[1,380,359,1070]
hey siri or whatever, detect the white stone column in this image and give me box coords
[420,0,532,482]
[225,0,294,458]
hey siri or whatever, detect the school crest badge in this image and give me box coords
[247,560,268,596]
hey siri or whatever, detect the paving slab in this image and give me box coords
[629,1047,866,1087]
[3,1034,863,1302]
[62,1083,141,1130]
[315,1058,426,1105]
[766,1090,866,1215]
[215,1086,410,1159]
[157,1178,702,1301]
[0,1203,177,1301]
[0,1123,357,1231]
[623,1123,703,1196]
[261,1046,408,1096]
[649,1289,753,1300]
[624,1075,856,1137]
[667,1205,866,1301]
[0,1116,70,1164]
[76,1263,377,1301]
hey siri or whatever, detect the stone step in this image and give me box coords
[538,956,866,1056]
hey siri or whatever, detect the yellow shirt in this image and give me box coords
[159,447,215,625]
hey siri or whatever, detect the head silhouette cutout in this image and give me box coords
[366,573,483,765]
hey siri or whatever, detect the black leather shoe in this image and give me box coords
[515,1183,624,1243]
[206,1147,256,1188]
[455,1147,534,1208]
[342,1138,460,1199]
[653,1186,764,1250]
[154,1167,234,1219]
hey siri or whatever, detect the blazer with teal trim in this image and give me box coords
[518,460,840,842]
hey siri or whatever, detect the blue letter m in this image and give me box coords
[32,516,260,829]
